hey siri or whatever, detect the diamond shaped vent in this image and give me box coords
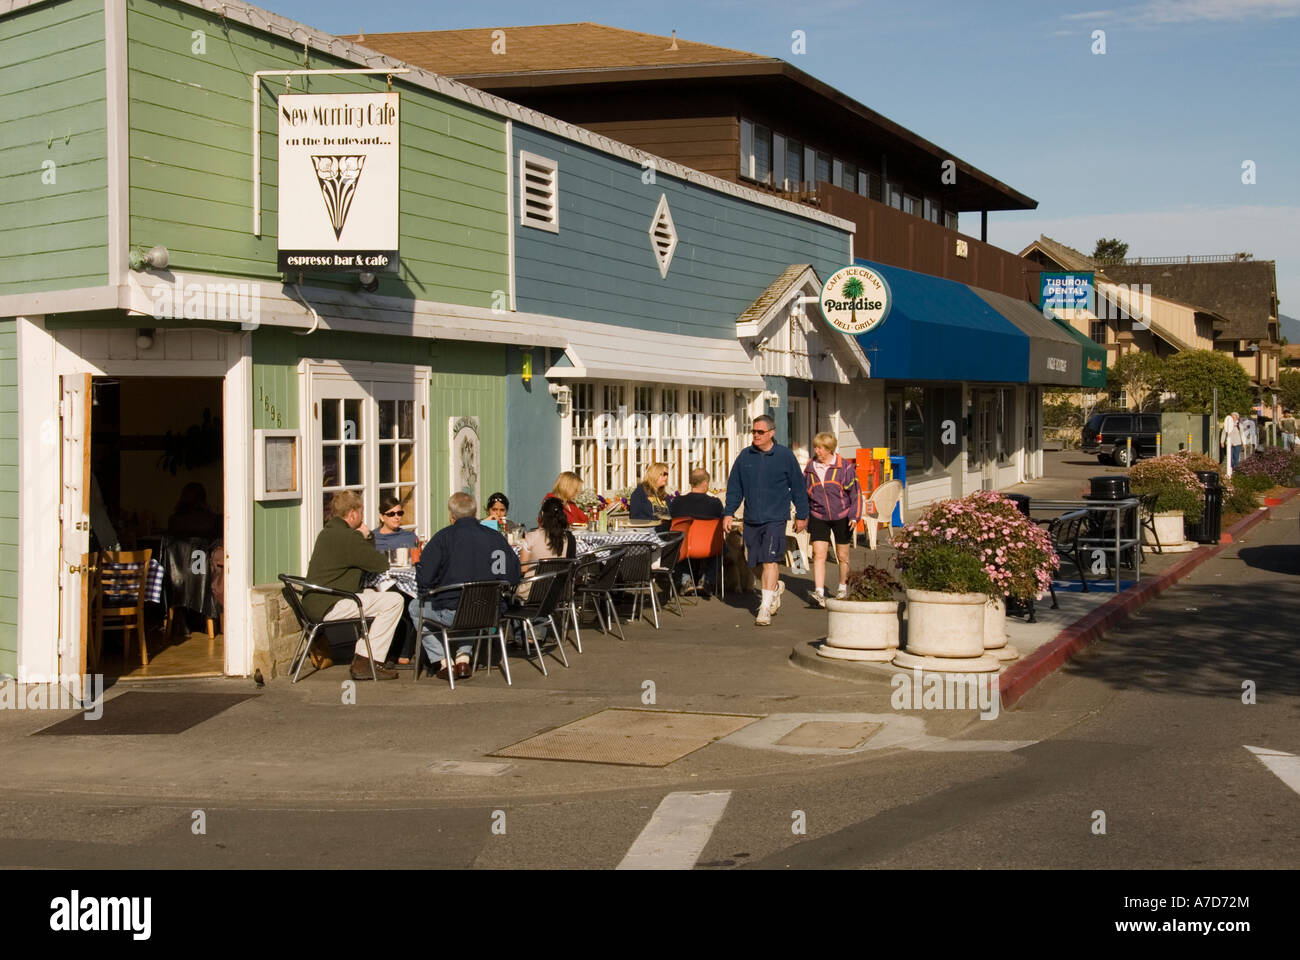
[648,194,678,278]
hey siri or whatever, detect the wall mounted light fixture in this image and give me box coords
[135,328,155,350]
[128,245,169,271]
[357,271,379,293]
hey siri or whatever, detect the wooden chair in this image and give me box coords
[95,549,153,667]
[855,479,903,550]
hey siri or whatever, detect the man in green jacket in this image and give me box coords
[304,490,403,680]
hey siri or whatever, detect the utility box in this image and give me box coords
[1161,413,1210,456]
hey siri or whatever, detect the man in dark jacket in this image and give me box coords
[723,414,809,625]
[411,491,522,679]
[304,490,402,680]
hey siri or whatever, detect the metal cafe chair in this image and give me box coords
[412,580,512,689]
[535,556,583,653]
[1042,510,1091,610]
[649,529,686,617]
[1137,492,1162,554]
[612,542,660,629]
[279,574,378,683]
[573,546,630,642]
[500,569,570,676]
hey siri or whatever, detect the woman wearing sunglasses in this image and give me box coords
[373,495,420,552]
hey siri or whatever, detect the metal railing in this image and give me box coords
[1113,253,1253,266]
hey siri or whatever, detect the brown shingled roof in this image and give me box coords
[737,264,813,328]
[1103,260,1278,341]
[1018,235,1098,272]
[346,22,771,76]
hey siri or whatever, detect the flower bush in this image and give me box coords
[1170,449,1221,474]
[842,565,902,603]
[1222,476,1260,515]
[1236,446,1300,486]
[893,490,1058,600]
[898,543,994,596]
[1128,454,1206,522]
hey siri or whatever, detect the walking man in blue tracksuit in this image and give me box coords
[723,414,809,625]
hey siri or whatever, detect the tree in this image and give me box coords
[1106,352,1166,411]
[1278,369,1300,414]
[1162,350,1253,416]
[1093,237,1129,264]
[843,276,864,326]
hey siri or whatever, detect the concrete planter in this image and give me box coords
[983,597,1019,661]
[1154,510,1186,547]
[818,597,900,662]
[894,589,1000,672]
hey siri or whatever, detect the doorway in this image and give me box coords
[86,376,226,679]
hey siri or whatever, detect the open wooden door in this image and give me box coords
[59,374,92,693]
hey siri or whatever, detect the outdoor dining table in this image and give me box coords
[1028,497,1141,594]
[571,529,667,556]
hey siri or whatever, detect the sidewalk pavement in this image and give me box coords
[1,465,1291,807]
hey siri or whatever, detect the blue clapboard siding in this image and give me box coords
[511,126,850,338]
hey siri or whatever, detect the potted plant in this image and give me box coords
[892,543,999,671]
[819,566,903,662]
[891,491,1057,660]
[1128,454,1206,546]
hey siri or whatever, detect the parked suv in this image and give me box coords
[1081,412,1160,466]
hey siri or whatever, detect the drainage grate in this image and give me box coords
[490,708,761,767]
[33,692,258,736]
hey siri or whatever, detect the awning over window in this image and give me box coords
[543,316,767,389]
[1046,312,1108,389]
[971,288,1082,387]
[852,259,1101,387]
[852,260,1028,383]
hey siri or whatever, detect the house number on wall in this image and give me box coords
[256,385,283,427]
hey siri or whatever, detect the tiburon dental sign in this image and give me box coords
[277,93,400,273]
[819,265,892,334]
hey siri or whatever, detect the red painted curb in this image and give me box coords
[999,486,1298,709]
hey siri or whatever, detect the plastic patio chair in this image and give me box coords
[855,479,902,550]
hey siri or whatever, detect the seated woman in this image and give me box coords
[514,498,577,636]
[166,482,221,540]
[481,491,523,537]
[543,470,588,526]
[629,462,671,531]
[373,495,419,551]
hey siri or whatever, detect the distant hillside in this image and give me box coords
[1281,313,1300,343]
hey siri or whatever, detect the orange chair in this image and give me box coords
[672,516,725,601]
[94,549,153,667]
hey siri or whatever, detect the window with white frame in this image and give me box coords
[903,194,922,217]
[568,383,733,497]
[785,138,804,188]
[739,118,773,184]
[944,210,959,231]
[305,362,430,545]
[519,151,559,232]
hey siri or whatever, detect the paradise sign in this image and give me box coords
[277,92,400,274]
[819,265,891,334]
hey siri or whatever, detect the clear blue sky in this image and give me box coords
[271,0,1300,317]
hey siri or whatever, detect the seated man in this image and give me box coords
[668,467,724,598]
[410,491,522,679]
[303,491,402,680]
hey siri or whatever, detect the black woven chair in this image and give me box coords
[501,569,570,676]
[649,531,685,618]
[1044,510,1091,610]
[279,574,377,683]
[613,542,659,629]
[535,557,582,653]
[574,546,629,641]
[412,579,511,689]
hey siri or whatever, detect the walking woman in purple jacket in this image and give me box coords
[803,432,858,606]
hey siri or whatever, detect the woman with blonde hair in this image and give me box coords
[544,471,588,526]
[629,461,671,527]
[803,432,858,606]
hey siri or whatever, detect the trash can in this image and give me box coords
[1185,470,1222,544]
[888,455,907,526]
[1004,493,1031,517]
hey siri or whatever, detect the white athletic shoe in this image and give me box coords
[771,581,785,615]
[836,584,848,600]
[755,601,773,626]
[811,590,826,608]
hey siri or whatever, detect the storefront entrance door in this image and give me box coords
[58,374,92,693]
[975,393,996,490]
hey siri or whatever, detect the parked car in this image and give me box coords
[1081,412,1160,466]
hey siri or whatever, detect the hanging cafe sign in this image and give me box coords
[277,93,400,274]
[819,265,892,334]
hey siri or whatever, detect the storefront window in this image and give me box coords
[569,382,734,496]
[887,386,936,475]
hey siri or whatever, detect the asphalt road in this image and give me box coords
[0,487,1294,874]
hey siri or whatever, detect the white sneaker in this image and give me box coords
[836,585,848,600]
[811,590,826,608]
[755,602,773,626]
[770,581,785,615]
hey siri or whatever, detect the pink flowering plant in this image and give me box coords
[1128,454,1206,522]
[892,490,1059,601]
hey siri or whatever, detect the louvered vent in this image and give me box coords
[648,194,677,278]
[519,151,558,232]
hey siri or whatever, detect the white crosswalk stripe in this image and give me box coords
[617,791,732,870]
[1244,745,1300,797]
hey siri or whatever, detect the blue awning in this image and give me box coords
[852,259,1028,382]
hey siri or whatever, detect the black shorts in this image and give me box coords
[807,516,852,544]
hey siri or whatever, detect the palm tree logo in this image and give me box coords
[842,277,865,326]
